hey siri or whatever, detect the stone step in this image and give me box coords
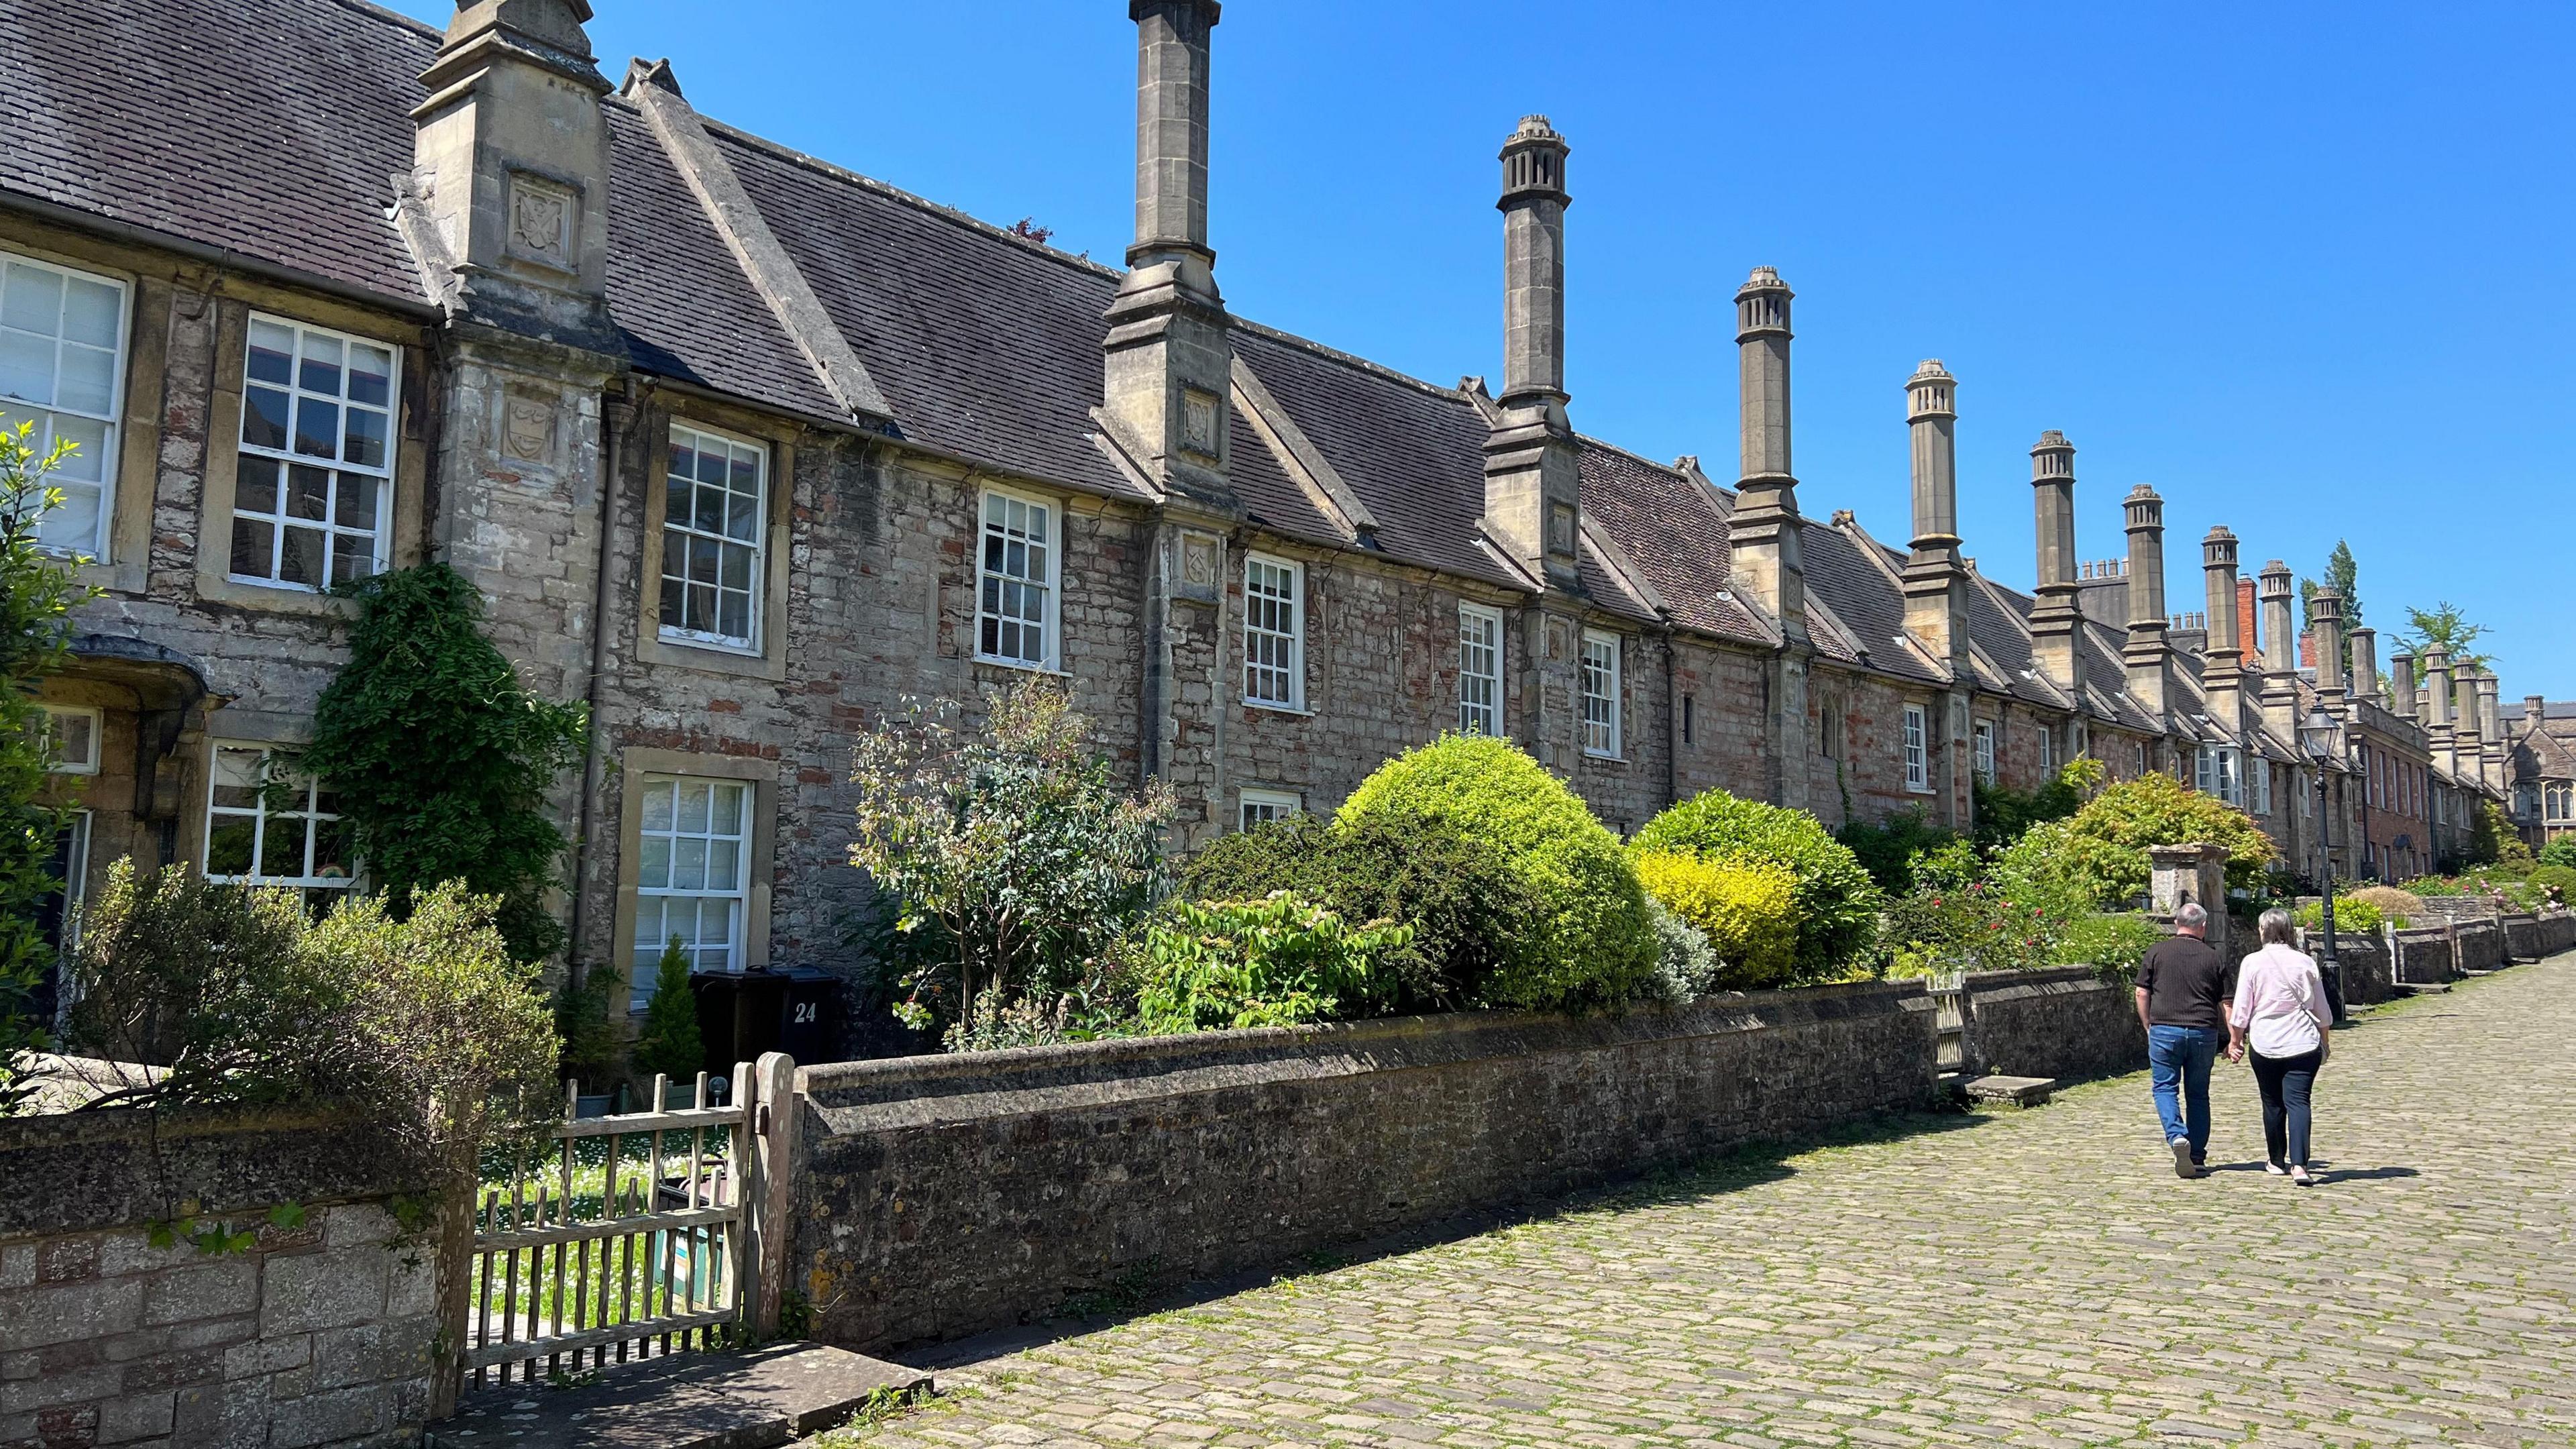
[429,1343,929,1449]
[1966,1075,2056,1108]
[2395,981,2454,995]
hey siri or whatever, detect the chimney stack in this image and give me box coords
[2029,431,2083,698]
[1481,116,1579,587]
[2122,486,2171,718]
[2311,589,2347,697]
[1900,362,1970,678]
[2350,626,2381,704]
[1102,0,1232,499]
[2200,526,2243,731]
[2475,668,2506,788]
[1727,267,1804,637]
[2390,650,2418,722]
[2452,660,2483,778]
[2530,694,2551,727]
[2257,560,2298,740]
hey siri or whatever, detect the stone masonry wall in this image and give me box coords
[1962,967,2145,1083]
[790,981,1937,1353]
[0,1109,437,1449]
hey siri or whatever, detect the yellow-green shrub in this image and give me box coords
[1632,852,1799,989]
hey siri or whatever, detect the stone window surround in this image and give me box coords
[1458,601,1503,737]
[227,311,400,592]
[609,747,777,1011]
[1580,627,1622,761]
[199,736,358,902]
[974,481,1063,673]
[1972,717,1996,786]
[1902,703,1931,793]
[634,405,794,682]
[0,243,130,561]
[38,702,102,775]
[1242,551,1305,712]
[1238,787,1301,831]
[193,296,427,617]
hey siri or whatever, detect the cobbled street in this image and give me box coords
[837,957,2576,1448]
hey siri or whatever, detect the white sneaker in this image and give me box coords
[2171,1138,2197,1179]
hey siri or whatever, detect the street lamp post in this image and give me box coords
[2301,704,2347,1024]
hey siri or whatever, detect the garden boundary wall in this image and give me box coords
[790,982,1937,1353]
[1958,967,2144,1082]
[0,1106,439,1449]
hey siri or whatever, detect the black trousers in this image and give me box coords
[2251,1046,2322,1168]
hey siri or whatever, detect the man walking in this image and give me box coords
[2136,903,2235,1179]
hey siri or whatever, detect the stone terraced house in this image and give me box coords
[0,0,2516,1040]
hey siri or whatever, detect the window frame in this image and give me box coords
[974,484,1061,672]
[2548,782,2575,824]
[0,248,130,561]
[227,312,399,593]
[2252,756,2273,816]
[201,742,358,903]
[1457,602,1503,737]
[1579,628,1623,759]
[629,771,756,1011]
[1238,788,1302,832]
[1242,553,1305,711]
[2037,723,2055,775]
[1972,718,1996,786]
[36,702,101,775]
[1902,704,1930,793]
[657,421,771,655]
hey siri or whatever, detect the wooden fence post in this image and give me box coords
[745,1051,800,1339]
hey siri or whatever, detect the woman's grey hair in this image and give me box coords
[2259,907,2297,945]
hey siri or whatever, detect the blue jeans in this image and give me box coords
[2147,1024,2221,1159]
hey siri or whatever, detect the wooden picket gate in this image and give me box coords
[464,1054,796,1389]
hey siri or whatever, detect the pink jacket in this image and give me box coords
[2230,943,2329,1059]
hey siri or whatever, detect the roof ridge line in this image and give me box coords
[1228,317,1478,405]
[1571,430,1690,480]
[684,110,1128,283]
[332,0,443,42]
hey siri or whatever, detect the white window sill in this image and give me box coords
[973,654,1069,678]
[1905,783,1935,795]
[658,628,762,658]
[1584,749,1623,763]
[1242,699,1311,716]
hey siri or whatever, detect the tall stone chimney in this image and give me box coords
[405,0,617,345]
[2421,644,2456,774]
[2530,694,2551,729]
[1728,268,1803,637]
[1900,362,1969,678]
[2350,626,2381,705]
[2029,431,2083,699]
[2257,560,2298,741]
[2475,667,2506,789]
[1102,0,1232,501]
[2200,526,2243,732]
[1481,116,1579,588]
[1727,266,1810,809]
[2122,486,2171,719]
[2453,661,2483,780]
[2311,589,2347,697]
[2389,649,2418,722]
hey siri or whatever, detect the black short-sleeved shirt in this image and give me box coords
[2137,934,2236,1029]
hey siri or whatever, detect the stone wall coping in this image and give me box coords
[0,1103,427,1241]
[1957,966,2107,991]
[800,980,1931,1130]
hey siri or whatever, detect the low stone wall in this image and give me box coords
[2455,919,2507,972]
[1960,968,2143,1083]
[792,982,1935,1353]
[1,1107,438,1449]
[2502,911,2575,961]
[2394,926,2455,985]
[2325,934,2393,1006]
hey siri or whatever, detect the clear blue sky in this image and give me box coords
[392,1,2575,695]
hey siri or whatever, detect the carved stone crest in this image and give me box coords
[507,174,572,268]
[502,392,555,462]
[1181,388,1220,458]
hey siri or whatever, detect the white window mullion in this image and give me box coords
[1903,704,1929,792]
[660,424,767,651]
[976,488,1057,669]
[1244,554,1303,710]
[1580,629,1621,759]
[229,315,396,591]
[632,775,753,1008]
[1458,603,1502,736]
[0,250,130,557]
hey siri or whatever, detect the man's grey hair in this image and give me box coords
[2175,902,2209,932]
[2259,907,2297,945]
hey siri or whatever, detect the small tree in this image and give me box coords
[849,680,1171,1046]
[629,938,703,1089]
[1999,770,2274,909]
[2399,601,2491,673]
[301,564,588,964]
[0,423,104,1112]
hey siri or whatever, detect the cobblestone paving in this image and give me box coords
[831,959,2576,1448]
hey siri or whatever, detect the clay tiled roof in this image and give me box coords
[1803,522,1941,684]
[1576,443,1768,643]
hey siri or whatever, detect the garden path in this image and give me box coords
[824,956,2576,1448]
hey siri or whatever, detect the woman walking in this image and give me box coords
[2228,908,2334,1185]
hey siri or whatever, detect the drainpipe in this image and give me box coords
[568,376,644,981]
[1661,627,1679,810]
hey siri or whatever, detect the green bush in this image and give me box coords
[1835,808,1955,896]
[1181,811,1542,1011]
[2527,863,2576,903]
[1971,758,2102,854]
[1132,894,1409,1033]
[2051,913,2172,983]
[2540,838,2576,871]
[630,938,704,1087]
[1632,851,1799,989]
[1643,900,1720,1003]
[2002,771,2274,909]
[1877,838,2055,977]
[2345,885,2422,928]
[1633,790,1879,981]
[2294,896,2385,936]
[1336,735,1658,1010]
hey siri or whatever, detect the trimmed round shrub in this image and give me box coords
[1999,771,2274,908]
[1180,811,1544,1010]
[1633,851,1798,989]
[1631,790,1880,981]
[2049,912,2170,984]
[2294,896,2385,936]
[1335,735,1658,1010]
[2345,884,2424,928]
[2527,863,2576,902]
[2540,837,2576,871]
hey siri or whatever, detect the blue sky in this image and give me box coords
[392,1,2575,694]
